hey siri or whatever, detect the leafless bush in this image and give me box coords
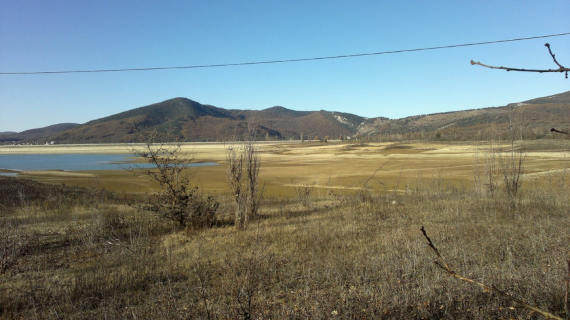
[473,139,499,196]
[244,141,261,220]
[475,137,524,201]
[135,136,219,229]
[499,140,525,199]
[0,222,29,273]
[295,184,313,207]
[226,140,261,230]
[226,144,246,228]
[499,111,526,199]
[484,140,499,195]
[222,243,275,319]
[421,226,564,320]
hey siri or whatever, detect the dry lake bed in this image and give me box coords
[1,140,567,196]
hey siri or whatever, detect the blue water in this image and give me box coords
[0,172,18,177]
[0,154,217,172]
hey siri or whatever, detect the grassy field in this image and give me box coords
[1,140,569,319]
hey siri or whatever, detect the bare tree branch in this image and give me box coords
[470,60,567,74]
[471,43,569,78]
[550,128,569,135]
[545,43,565,69]
[420,226,564,320]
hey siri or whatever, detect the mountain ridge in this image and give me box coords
[3,91,569,144]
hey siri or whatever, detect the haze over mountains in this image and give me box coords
[2,91,569,144]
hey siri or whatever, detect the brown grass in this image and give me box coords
[0,141,568,319]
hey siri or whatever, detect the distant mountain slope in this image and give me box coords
[359,91,570,140]
[523,90,570,105]
[0,123,79,143]
[6,90,569,144]
[50,98,365,143]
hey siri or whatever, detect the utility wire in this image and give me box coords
[1,32,569,75]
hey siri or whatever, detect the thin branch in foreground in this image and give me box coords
[420,226,563,320]
[471,43,569,78]
[545,43,565,70]
[551,128,569,135]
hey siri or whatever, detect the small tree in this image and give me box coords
[500,143,524,199]
[484,139,499,195]
[226,144,245,228]
[499,110,526,199]
[244,141,260,219]
[226,139,261,230]
[135,136,219,228]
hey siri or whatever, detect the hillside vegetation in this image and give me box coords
[3,91,569,144]
[49,98,364,143]
[357,91,570,140]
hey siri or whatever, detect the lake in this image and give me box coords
[0,154,217,174]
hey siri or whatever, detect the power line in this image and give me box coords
[1,32,569,75]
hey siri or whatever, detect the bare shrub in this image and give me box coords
[226,144,246,228]
[136,137,219,229]
[499,140,525,199]
[473,139,499,196]
[484,140,499,195]
[0,176,116,212]
[421,226,563,320]
[475,135,524,200]
[222,244,275,319]
[295,184,313,207]
[499,110,526,199]
[226,140,261,230]
[244,141,261,220]
[0,222,30,273]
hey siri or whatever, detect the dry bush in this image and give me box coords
[484,140,499,195]
[226,144,246,228]
[226,140,261,230]
[0,221,31,274]
[136,139,219,229]
[472,139,499,197]
[0,204,174,318]
[500,109,527,200]
[244,142,261,220]
[498,139,525,199]
[0,176,115,212]
[295,184,313,208]
[474,137,525,201]
[222,245,276,319]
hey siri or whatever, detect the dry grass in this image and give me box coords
[0,140,568,319]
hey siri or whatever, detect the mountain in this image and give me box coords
[49,98,364,143]
[5,91,569,144]
[358,91,570,140]
[0,123,79,144]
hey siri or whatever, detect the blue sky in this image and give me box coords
[1,1,569,132]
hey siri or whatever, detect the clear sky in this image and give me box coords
[1,1,569,132]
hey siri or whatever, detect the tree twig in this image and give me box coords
[545,43,564,69]
[420,226,563,320]
[551,128,569,135]
[471,43,569,78]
